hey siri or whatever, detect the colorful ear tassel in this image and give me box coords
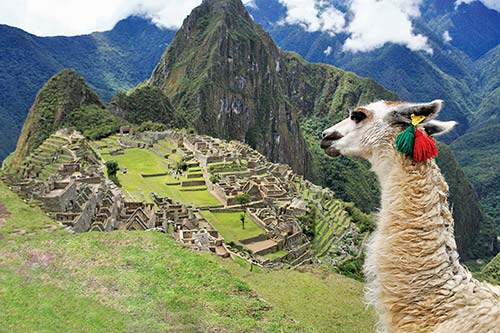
[395,114,438,162]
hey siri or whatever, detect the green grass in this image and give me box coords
[0,182,306,332]
[98,147,220,206]
[0,269,129,332]
[219,260,376,333]
[0,181,377,333]
[262,249,288,260]
[202,211,265,243]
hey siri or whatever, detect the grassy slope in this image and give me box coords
[0,181,375,332]
[220,259,375,333]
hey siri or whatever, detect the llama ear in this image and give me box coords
[423,120,457,136]
[386,100,444,124]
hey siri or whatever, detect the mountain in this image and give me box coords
[0,16,176,161]
[148,0,395,210]
[450,124,500,230]
[1,0,496,259]
[143,0,495,258]
[245,0,500,245]
[246,0,485,138]
[8,69,126,172]
[436,142,498,258]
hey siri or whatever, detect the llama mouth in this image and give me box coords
[320,139,341,157]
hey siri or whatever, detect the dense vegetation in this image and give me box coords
[450,124,500,230]
[477,252,500,285]
[0,17,176,161]
[436,143,498,258]
[63,105,129,140]
[111,85,182,127]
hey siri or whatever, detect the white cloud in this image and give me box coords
[323,46,332,55]
[277,0,432,54]
[245,0,257,8]
[277,0,345,35]
[455,0,500,11]
[0,0,256,36]
[443,30,452,42]
[343,0,432,54]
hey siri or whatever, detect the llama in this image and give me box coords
[320,100,500,333]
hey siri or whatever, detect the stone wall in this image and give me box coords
[73,189,99,232]
[40,181,77,212]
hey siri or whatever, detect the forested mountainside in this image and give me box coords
[0,17,176,161]
[245,0,500,243]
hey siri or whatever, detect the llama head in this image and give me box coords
[320,100,457,161]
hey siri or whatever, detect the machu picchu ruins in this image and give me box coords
[3,128,371,268]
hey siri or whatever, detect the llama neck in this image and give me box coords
[367,154,467,321]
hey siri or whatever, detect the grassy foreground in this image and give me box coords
[0,181,375,332]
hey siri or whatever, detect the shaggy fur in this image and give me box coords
[321,101,500,333]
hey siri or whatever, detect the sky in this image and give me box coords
[0,0,498,54]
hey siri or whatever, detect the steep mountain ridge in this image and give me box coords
[148,0,394,206]
[8,69,129,172]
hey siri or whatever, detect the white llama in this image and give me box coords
[320,100,500,333]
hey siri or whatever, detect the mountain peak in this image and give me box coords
[10,69,102,171]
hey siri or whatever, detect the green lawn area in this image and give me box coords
[157,138,177,150]
[262,249,289,260]
[0,182,305,332]
[98,147,220,206]
[0,181,376,333]
[220,260,376,333]
[202,211,265,243]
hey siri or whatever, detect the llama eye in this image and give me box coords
[351,111,367,123]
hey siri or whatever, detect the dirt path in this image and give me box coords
[0,203,11,227]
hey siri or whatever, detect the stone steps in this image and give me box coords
[315,216,352,257]
[312,204,351,256]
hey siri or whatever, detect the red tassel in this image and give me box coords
[413,129,438,162]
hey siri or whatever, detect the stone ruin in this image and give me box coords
[5,128,365,269]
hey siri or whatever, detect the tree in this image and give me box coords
[210,174,220,184]
[175,161,188,173]
[106,160,119,177]
[298,204,318,240]
[235,193,251,230]
[105,160,121,187]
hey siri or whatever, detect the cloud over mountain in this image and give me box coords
[0,0,254,36]
[277,0,432,54]
[456,0,500,11]
[343,0,432,53]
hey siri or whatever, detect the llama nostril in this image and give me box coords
[323,130,343,141]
